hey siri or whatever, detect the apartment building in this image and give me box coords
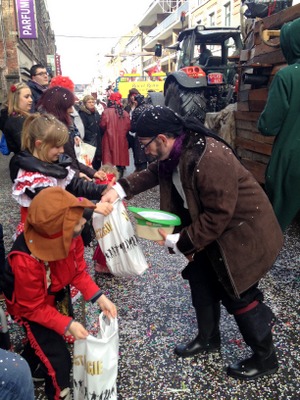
[105,0,241,83]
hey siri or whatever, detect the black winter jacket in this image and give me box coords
[9,151,107,201]
[27,80,47,112]
[3,115,25,154]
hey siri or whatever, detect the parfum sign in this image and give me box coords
[15,0,37,39]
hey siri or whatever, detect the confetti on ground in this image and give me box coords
[0,155,299,400]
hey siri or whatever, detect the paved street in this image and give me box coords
[0,151,299,400]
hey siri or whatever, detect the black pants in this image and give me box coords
[22,320,71,400]
[182,250,264,314]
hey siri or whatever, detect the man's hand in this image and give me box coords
[66,321,89,340]
[156,228,167,246]
[157,229,193,261]
[97,294,117,319]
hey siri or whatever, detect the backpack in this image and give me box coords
[0,133,10,156]
[0,233,30,301]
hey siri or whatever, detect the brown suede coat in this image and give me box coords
[120,133,283,299]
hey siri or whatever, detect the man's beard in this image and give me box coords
[146,154,158,163]
[146,147,165,163]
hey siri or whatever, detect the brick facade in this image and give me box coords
[0,0,55,103]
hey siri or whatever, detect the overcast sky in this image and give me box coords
[45,0,153,83]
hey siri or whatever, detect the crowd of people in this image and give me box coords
[0,66,156,399]
[0,17,299,396]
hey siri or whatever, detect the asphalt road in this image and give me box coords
[0,151,299,400]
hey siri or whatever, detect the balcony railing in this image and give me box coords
[143,1,189,47]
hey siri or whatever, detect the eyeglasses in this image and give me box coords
[35,72,48,77]
[139,135,157,150]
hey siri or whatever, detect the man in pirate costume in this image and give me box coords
[102,105,283,381]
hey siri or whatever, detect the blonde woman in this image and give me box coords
[3,82,32,154]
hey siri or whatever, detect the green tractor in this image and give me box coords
[164,25,243,122]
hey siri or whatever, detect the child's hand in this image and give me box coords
[74,136,82,146]
[97,294,117,319]
[66,321,89,340]
[107,177,116,189]
[94,201,113,216]
[101,187,119,203]
[79,172,92,181]
[94,170,107,180]
[102,178,116,195]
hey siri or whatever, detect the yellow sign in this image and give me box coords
[118,80,164,98]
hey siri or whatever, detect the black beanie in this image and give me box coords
[135,106,183,137]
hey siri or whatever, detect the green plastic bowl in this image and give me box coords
[128,207,181,240]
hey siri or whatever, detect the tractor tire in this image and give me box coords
[148,91,165,106]
[165,82,207,123]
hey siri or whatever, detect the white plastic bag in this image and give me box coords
[92,199,148,277]
[75,141,96,167]
[73,313,119,400]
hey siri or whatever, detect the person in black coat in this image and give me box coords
[130,94,152,171]
[78,95,102,170]
[27,64,49,112]
[3,83,32,154]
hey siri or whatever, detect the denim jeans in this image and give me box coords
[0,348,34,400]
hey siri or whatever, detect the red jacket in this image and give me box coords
[6,236,100,335]
[100,107,131,166]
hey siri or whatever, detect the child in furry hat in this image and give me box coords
[1,187,117,400]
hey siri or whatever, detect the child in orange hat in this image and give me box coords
[0,187,117,400]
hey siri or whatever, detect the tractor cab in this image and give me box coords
[164,26,243,121]
[176,25,242,85]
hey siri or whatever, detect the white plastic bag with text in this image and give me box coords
[92,199,148,277]
[73,313,119,400]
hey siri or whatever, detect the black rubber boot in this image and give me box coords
[227,303,278,380]
[174,303,221,358]
[227,332,278,380]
